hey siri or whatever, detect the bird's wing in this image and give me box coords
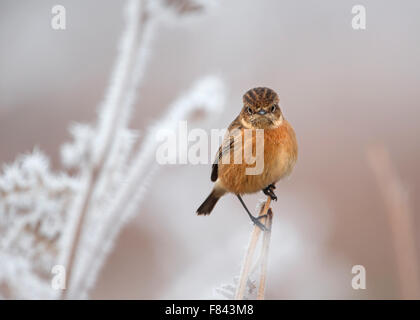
[211,117,243,182]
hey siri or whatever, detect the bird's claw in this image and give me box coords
[236,194,271,232]
[263,184,277,201]
[256,214,268,220]
[250,215,269,231]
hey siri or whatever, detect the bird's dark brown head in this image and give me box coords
[240,87,283,129]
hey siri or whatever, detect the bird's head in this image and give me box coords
[240,87,283,129]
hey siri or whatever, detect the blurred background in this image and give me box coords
[0,0,419,299]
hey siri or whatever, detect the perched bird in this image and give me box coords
[196,87,298,230]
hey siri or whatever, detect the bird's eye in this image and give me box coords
[271,105,277,112]
[246,107,253,114]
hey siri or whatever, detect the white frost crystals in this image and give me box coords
[0,151,77,299]
[0,0,224,299]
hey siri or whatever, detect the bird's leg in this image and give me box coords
[262,183,277,201]
[236,194,268,231]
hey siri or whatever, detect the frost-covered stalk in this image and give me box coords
[257,208,273,300]
[63,1,223,298]
[234,197,272,300]
[0,0,223,299]
[61,0,150,299]
[73,76,225,298]
[215,197,273,300]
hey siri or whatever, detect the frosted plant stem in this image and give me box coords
[235,197,271,300]
[257,208,273,300]
[61,171,93,300]
[0,0,222,300]
[61,0,146,299]
[74,76,225,298]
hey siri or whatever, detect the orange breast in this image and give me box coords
[218,120,297,194]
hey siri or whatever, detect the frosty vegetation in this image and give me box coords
[0,0,225,299]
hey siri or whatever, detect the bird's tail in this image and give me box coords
[196,189,224,216]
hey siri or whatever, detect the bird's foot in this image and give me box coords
[262,184,277,201]
[236,194,270,231]
[249,214,270,231]
[256,214,268,220]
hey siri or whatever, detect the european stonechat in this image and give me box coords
[196,87,298,230]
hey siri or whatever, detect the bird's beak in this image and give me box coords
[257,110,267,115]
